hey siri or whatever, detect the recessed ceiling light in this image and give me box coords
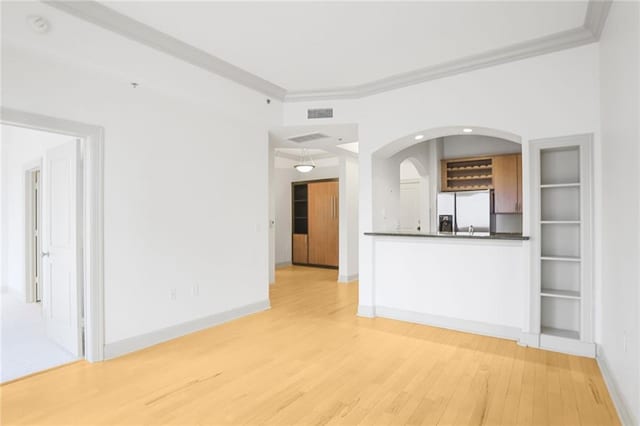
[27,15,50,34]
[414,134,424,140]
[463,128,473,133]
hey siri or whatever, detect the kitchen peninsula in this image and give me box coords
[364,132,532,347]
[364,131,594,357]
[364,231,529,240]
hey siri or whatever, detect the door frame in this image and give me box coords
[2,107,105,362]
[24,160,42,303]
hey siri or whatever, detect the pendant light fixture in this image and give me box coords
[294,148,316,173]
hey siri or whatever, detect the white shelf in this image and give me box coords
[534,139,592,355]
[541,221,580,225]
[540,186,580,221]
[540,183,580,188]
[541,326,580,340]
[541,289,581,300]
[541,256,581,262]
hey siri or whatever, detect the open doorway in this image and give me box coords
[1,124,84,382]
[399,159,430,232]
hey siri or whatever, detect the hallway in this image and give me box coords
[0,266,619,425]
[1,292,77,383]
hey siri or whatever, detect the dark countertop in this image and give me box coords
[364,231,530,241]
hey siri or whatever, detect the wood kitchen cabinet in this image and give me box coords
[492,154,522,213]
[291,179,339,268]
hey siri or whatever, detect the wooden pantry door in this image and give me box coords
[308,181,339,267]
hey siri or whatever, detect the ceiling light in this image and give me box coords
[463,128,473,133]
[294,164,315,173]
[294,148,316,173]
[27,15,50,34]
[414,134,424,140]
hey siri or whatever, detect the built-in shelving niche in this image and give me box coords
[539,145,582,341]
[533,138,593,356]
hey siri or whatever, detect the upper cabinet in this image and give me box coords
[441,153,523,214]
[493,154,522,214]
[440,156,494,191]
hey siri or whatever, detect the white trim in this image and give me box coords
[286,27,596,102]
[104,300,271,359]
[597,345,637,426]
[43,1,286,100]
[23,159,42,304]
[43,1,610,103]
[584,0,613,39]
[357,304,375,318]
[275,261,292,269]
[518,332,540,348]
[539,333,596,358]
[1,107,105,362]
[374,306,522,341]
[338,273,358,283]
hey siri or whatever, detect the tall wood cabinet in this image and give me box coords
[292,179,339,268]
[493,154,522,213]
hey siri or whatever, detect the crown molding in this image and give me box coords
[44,0,610,104]
[583,0,612,39]
[42,1,286,100]
[285,26,596,102]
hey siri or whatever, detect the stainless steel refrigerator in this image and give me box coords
[436,190,494,234]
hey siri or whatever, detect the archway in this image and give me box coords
[372,125,523,233]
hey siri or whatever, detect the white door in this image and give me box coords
[42,139,82,357]
[400,180,421,231]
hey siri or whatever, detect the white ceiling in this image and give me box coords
[104,1,588,92]
[270,123,359,158]
[1,1,275,108]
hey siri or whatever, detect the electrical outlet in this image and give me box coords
[170,288,177,301]
[192,283,199,296]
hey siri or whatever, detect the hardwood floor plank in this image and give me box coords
[0,266,620,425]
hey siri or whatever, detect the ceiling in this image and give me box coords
[104,1,587,92]
[2,1,608,101]
[270,123,359,158]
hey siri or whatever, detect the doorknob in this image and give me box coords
[42,251,50,258]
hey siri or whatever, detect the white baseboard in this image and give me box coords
[357,304,375,318]
[104,299,270,359]
[275,262,292,269]
[539,333,596,358]
[338,273,359,283]
[596,345,637,426]
[518,332,540,347]
[374,306,521,341]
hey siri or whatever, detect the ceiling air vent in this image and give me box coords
[307,108,333,119]
[288,133,329,143]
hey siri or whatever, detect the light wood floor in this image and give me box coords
[1,266,619,425]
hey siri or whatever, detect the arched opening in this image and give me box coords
[372,126,523,234]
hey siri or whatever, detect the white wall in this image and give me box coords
[443,135,521,158]
[599,1,640,424]
[284,44,600,341]
[1,45,282,347]
[338,157,359,281]
[374,237,526,334]
[0,125,72,296]
[273,165,339,266]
